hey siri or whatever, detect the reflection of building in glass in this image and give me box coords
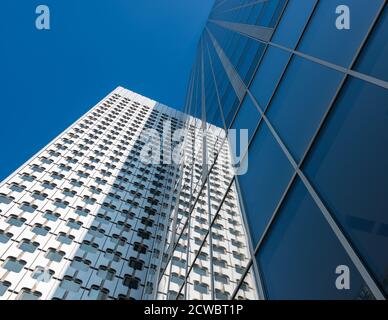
[180,0,387,300]
[157,120,257,300]
[0,87,256,300]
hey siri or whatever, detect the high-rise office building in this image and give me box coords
[0,87,256,300]
[176,0,388,300]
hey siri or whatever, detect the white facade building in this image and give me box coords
[0,87,256,300]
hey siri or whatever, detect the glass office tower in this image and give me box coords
[175,0,388,299]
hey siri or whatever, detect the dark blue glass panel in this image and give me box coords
[298,0,383,67]
[271,0,316,49]
[237,39,265,86]
[238,122,293,246]
[355,7,388,82]
[304,77,388,296]
[249,46,291,109]
[257,0,287,28]
[232,95,261,142]
[267,56,343,162]
[223,87,240,127]
[258,178,374,300]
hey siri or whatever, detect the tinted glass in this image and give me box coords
[267,55,343,162]
[249,46,291,108]
[258,178,374,299]
[231,94,261,142]
[271,0,316,48]
[355,6,388,82]
[298,0,383,67]
[304,77,388,295]
[238,122,293,246]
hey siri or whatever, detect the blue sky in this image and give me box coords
[0,0,214,181]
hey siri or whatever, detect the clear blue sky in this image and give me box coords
[0,0,214,181]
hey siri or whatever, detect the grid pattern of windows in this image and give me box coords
[0,88,187,300]
[0,87,256,300]
[157,136,257,300]
[182,0,388,299]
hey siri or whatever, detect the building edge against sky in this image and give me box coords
[0,86,257,300]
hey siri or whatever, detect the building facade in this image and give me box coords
[177,0,388,300]
[0,87,256,300]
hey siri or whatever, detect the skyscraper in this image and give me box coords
[0,87,255,300]
[179,0,388,300]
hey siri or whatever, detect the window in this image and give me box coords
[19,202,38,213]
[249,46,291,109]
[0,193,14,204]
[2,257,26,273]
[53,198,69,209]
[298,0,383,67]
[213,257,227,268]
[88,226,105,238]
[215,273,229,285]
[172,257,186,268]
[60,276,82,293]
[123,275,140,289]
[71,257,91,272]
[193,264,208,276]
[272,0,316,48]
[133,242,148,254]
[8,182,26,192]
[31,266,54,282]
[43,210,60,221]
[45,248,65,263]
[266,55,343,161]
[167,290,183,300]
[238,123,293,245]
[19,239,39,253]
[89,286,109,300]
[66,219,83,230]
[31,224,50,236]
[57,232,75,245]
[104,249,121,262]
[97,266,116,281]
[257,178,373,299]
[17,288,42,300]
[194,281,209,294]
[0,281,11,296]
[137,229,151,240]
[111,234,127,246]
[355,7,388,82]
[171,273,185,285]
[212,245,226,254]
[215,289,230,300]
[75,207,90,217]
[129,258,144,271]
[7,215,26,227]
[304,77,388,296]
[0,230,13,244]
[233,251,245,261]
[80,240,99,253]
